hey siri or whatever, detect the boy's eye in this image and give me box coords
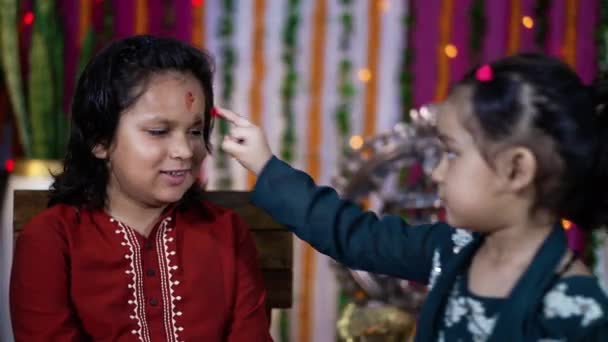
[189,129,203,136]
[147,129,167,136]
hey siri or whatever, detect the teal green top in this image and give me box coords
[252,156,608,341]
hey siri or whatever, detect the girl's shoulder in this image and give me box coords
[540,275,608,339]
[431,225,478,260]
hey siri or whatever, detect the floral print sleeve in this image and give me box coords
[437,273,608,341]
[540,276,608,340]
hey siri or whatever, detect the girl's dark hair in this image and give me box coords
[49,35,215,209]
[455,53,608,231]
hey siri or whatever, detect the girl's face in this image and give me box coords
[94,72,207,209]
[431,88,508,231]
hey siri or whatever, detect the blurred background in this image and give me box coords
[1,0,607,341]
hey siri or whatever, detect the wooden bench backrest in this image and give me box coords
[13,190,292,309]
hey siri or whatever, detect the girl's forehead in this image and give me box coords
[446,86,473,112]
[436,94,478,144]
[437,88,473,122]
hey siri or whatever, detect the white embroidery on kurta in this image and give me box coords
[157,217,183,342]
[114,219,151,342]
[543,283,604,327]
[429,249,442,290]
[452,228,473,254]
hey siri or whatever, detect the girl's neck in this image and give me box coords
[481,219,555,264]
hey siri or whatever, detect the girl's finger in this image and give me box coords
[215,107,251,127]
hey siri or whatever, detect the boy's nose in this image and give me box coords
[170,135,194,159]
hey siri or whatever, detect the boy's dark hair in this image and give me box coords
[49,35,215,209]
[455,53,608,231]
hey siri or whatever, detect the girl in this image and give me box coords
[221,54,608,340]
[10,35,272,341]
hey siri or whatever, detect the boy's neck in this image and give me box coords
[105,195,168,238]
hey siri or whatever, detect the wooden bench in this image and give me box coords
[13,190,293,311]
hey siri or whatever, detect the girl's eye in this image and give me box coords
[444,150,458,160]
[147,129,167,136]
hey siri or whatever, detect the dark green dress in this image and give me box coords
[251,156,608,341]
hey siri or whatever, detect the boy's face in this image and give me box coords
[94,71,207,209]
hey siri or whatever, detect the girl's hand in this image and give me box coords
[218,108,273,175]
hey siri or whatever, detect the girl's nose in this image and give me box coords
[431,157,445,184]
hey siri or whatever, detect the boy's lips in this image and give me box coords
[160,169,191,186]
[160,169,191,175]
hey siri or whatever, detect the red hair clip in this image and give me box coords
[475,64,493,82]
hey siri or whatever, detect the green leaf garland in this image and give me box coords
[335,0,355,154]
[215,0,237,188]
[399,1,414,122]
[0,0,31,156]
[598,0,608,72]
[469,0,485,63]
[279,0,301,163]
[534,0,551,50]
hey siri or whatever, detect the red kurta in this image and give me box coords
[10,201,272,341]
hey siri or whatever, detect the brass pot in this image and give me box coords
[11,159,63,177]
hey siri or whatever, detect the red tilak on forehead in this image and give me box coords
[185,91,195,110]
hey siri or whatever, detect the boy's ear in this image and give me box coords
[92,144,108,159]
[494,146,537,193]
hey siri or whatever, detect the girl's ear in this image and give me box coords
[494,146,537,193]
[92,144,108,159]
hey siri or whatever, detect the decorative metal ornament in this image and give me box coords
[333,105,443,339]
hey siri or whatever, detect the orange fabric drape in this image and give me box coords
[299,0,328,340]
[434,0,454,101]
[362,0,382,137]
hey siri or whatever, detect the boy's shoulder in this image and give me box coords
[178,199,248,227]
[17,203,83,240]
[21,203,80,228]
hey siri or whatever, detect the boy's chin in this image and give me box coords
[155,188,194,205]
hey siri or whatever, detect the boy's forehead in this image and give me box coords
[123,90,205,123]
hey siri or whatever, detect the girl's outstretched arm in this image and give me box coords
[220,108,450,282]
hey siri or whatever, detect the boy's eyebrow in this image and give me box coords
[141,115,204,125]
[142,116,170,124]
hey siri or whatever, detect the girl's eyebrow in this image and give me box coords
[437,132,457,145]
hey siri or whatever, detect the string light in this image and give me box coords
[358,68,372,82]
[444,44,458,58]
[562,219,572,230]
[5,159,14,173]
[349,135,364,150]
[23,12,34,25]
[522,16,534,29]
[379,0,390,12]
